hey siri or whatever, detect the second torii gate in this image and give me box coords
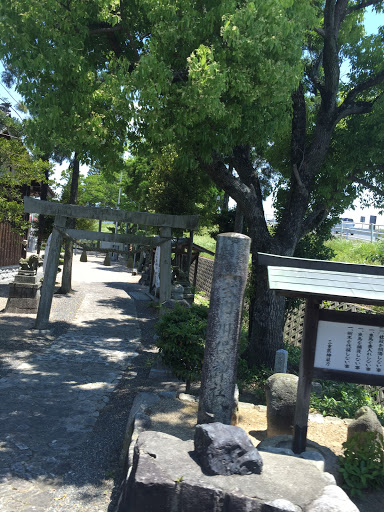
[24,197,200,330]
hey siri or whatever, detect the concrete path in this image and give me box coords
[0,254,151,511]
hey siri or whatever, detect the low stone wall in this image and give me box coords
[0,265,18,282]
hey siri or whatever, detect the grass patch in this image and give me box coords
[192,227,217,259]
[326,238,379,264]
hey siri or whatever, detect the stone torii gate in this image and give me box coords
[24,197,199,330]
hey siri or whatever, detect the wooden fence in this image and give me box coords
[0,222,23,266]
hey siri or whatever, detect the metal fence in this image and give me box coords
[332,221,384,242]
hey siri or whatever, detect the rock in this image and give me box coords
[347,405,383,441]
[263,498,302,511]
[194,422,263,476]
[80,249,87,262]
[265,373,298,437]
[171,284,184,300]
[306,485,359,511]
[161,299,191,309]
[118,431,352,512]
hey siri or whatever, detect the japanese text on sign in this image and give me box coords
[314,321,384,376]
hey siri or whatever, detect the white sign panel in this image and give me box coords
[315,320,384,376]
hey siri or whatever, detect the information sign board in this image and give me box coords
[315,321,384,376]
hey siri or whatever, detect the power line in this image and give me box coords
[0,81,19,104]
[0,82,24,121]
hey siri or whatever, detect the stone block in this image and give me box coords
[194,423,263,476]
[306,485,359,512]
[118,431,356,512]
[265,373,298,437]
[180,482,225,512]
[8,282,41,299]
[14,274,39,284]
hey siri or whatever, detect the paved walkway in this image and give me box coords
[0,254,154,511]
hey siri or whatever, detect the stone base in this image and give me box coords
[5,280,41,314]
[5,296,40,314]
[117,431,358,512]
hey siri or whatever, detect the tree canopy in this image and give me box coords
[1,1,384,366]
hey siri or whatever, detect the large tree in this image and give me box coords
[1,1,384,367]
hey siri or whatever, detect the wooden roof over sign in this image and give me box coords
[258,252,384,306]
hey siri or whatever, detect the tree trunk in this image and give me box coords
[246,249,287,368]
[234,205,244,233]
[58,156,80,294]
[37,160,50,255]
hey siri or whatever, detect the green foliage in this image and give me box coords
[155,304,208,385]
[209,207,249,240]
[339,432,384,497]
[325,238,379,264]
[0,137,51,233]
[310,381,384,424]
[124,150,221,227]
[369,239,384,265]
[192,228,217,259]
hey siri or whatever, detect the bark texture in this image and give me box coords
[58,156,80,294]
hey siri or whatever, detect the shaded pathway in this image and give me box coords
[0,254,153,511]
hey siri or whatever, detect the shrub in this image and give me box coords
[155,304,208,391]
[310,381,384,424]
[339,432,384,496]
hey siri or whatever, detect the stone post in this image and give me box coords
[35,215,66,330]
[197,233,251,425]
[159,226,172,304]
[274,349,288,373]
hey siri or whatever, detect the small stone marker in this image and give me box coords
[104,252,111,266]
[194,423,263,476]
[80,249,87,262]
[265,373,298,437]
[197,232,251,425]
[274,349,288,373]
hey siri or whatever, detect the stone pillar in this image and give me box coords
[159,227,172,304]
[35,215,66,330]
[197,233,251,425]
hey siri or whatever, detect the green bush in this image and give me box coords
[310,381,384,424]
[339,432,384,496]
[155,304,208,391]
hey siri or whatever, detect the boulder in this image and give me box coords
[265,373,298,437]
[347,405,383,441]
[194,422,263,476]
[118,431,357,512]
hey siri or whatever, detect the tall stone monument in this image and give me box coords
[197,232,251,425]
